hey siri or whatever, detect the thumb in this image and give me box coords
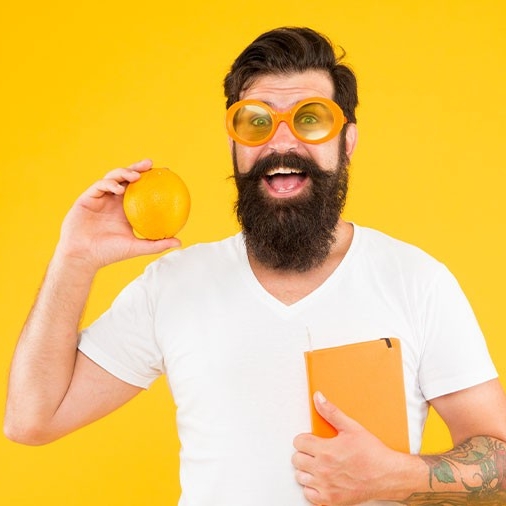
[313,391,359,432]
[132,237,182,256]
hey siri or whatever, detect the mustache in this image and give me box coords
[234,152,331,184]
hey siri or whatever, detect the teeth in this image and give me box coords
[265,167,303,176]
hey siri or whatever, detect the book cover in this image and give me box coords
[304,338,410,452]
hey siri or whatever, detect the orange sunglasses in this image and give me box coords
[226,97,347,147]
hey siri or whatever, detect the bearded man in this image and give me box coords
[6,26,506,506]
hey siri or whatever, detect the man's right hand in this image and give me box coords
[57,159,181,272]
[4,159,180,445]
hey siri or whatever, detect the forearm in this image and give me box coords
[4,250,97,443]
[402,436,506,505]
[295,390,506,505]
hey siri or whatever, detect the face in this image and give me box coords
[230,70,358,272]
[232,70,351,181]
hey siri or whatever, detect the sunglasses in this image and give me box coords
[226,97,347,147]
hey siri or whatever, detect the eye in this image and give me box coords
[297,114,318,125]
[251,115,272,128]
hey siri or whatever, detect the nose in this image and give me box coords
[266,120,299,152]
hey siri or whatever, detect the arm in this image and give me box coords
[292,380,506,505]
[4,160,180,445]
[406,379,506,504]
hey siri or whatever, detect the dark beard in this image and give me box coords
[233,142,349,272]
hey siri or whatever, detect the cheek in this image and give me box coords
[233,144,265,174]
[306,145,340,171]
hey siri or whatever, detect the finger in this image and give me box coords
[292,449,316,472]
[294,469,315,487]
[293,432,321,455]
[314,391,359,432]
[126,159,153,172]
[83,178,128,199]
[132,237,182,254]
[103,167,142,183]
[302,484,323,505]
[101,160,153,185]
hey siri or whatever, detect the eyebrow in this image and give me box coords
[256,99,300,111]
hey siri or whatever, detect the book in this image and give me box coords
[304,337,410,452]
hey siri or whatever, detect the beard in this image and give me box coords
[233,136,350,272]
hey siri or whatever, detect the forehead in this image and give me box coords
[241,70,334,108]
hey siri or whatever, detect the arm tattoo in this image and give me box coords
[403,436,506,505]
[425,436,506,492]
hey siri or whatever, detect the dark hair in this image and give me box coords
[223,27,358,123]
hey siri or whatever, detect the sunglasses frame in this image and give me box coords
[226,97,347,147]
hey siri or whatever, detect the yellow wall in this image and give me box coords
[1,0,505,504]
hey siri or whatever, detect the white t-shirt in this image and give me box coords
[79,225,497,506]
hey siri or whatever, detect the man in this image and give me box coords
[4,27,506,506]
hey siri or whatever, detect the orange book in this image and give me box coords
[304,338,410,452]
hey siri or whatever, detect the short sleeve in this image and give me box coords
[418,265,497,400]
[78,267,164,389]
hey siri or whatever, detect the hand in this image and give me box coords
[56,159,181,271]
[292,392,411,505]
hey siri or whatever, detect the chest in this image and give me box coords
[250,256,346,305]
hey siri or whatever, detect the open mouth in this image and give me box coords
[263,167,308,195]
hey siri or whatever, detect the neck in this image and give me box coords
[247,220,354,305]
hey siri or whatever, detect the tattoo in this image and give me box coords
[402,436,506,505]
[402,491,506,505]
[425,437,506,492]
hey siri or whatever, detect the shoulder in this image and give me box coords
[142,233,246,282]
[351,224,455,290]
[164,232,244,264]
[354,224,444,270]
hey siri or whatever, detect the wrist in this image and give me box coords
[51,246,100,282]
[376,452,428,502]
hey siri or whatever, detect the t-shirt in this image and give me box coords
[79,224,497,506]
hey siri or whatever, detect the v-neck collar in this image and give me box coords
[235,224,361,314]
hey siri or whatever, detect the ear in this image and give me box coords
[344,123,358,158]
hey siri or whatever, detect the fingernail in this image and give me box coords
[315,391,327,404]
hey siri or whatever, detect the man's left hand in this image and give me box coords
[292,391,418,505]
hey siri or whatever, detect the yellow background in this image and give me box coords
[1,0,505,504]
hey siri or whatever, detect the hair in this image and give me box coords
[223,26,358,124]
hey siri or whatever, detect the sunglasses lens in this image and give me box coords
[228,99,344,145]
[232,104,273,144]
[293,102,336,141]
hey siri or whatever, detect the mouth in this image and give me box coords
[263,167,309,197]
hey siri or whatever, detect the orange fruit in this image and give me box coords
[123,167,191,240]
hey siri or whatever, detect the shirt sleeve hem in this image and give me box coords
[78,339,156,389]
[423,371,498,401]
